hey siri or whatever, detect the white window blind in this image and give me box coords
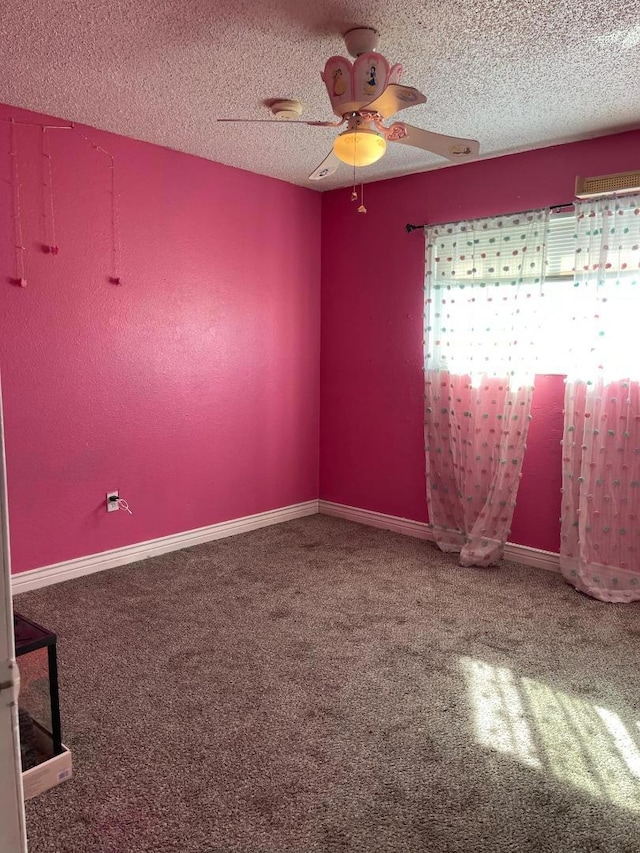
[545,213,576,279]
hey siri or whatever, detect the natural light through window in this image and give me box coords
[597,25,640,48]
[459,658,541,768]
[427,207,640,381]
[460,657,640,812]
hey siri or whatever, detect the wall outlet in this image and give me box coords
[106,491,119,512]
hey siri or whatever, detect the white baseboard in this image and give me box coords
[318,500,560,573]
[502,541,560,573]
[319,500,434,541]
[11,496,560,595]
[11,500,319,595]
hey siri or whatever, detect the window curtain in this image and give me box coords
[424,210,550,566]
[560,194,640,602]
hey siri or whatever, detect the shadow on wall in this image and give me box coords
[460,656,640,813]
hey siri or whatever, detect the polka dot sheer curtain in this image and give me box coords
[560,194,640,602]
[424,211,550,567]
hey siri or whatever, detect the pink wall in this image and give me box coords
[320,130,640,553]
[0,104,321,574]
[2,108,637,572]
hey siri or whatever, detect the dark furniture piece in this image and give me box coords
[13,611,63,756]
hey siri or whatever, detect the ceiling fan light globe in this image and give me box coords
[333,128,387,167]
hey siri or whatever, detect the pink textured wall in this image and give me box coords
[320,130,640,553]
[0,104,321,574]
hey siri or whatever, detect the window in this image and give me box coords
[425,199,640,380]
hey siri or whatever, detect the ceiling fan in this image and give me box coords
[218,27,480,183]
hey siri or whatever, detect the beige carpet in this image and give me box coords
[16,515,640,852]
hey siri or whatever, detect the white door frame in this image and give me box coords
[0,372,28,851]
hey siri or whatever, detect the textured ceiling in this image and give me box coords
[1,0,639,191]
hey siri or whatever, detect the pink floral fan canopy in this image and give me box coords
[321,53,404,117]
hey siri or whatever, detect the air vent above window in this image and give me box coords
[575,170,640,199]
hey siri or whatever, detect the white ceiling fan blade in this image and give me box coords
[361,84,427,119]
[386,123,480,161]
[217,119,341,127]
[309,151,340,181]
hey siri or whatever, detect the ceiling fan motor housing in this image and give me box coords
[270,100,303,119]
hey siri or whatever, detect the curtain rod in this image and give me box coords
[405,202,575,233]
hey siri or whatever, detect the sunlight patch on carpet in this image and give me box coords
[460,657,640,812]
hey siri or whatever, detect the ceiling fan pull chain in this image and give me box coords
[358,182,367,214]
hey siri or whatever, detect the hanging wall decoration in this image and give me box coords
[3,117,121,287]
[72,126,121,285]
[9,119,27,286]
[41,127,59,256]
